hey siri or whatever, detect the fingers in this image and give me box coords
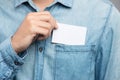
[34,21,52,30]
[28,11,58,40]
[33,25,51,40]
[30,11,58,29]
[54,20,58,29]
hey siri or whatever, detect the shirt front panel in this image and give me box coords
[0,0,114,80]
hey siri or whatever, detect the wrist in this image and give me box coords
[11,36,20,54]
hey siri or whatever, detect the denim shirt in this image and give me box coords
[0,0,120,80]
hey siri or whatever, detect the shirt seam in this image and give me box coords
[98,4,113,80]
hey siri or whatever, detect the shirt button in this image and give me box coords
[39,47,43,52]
[14,61,19,65]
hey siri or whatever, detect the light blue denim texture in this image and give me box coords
[0,0,120,80]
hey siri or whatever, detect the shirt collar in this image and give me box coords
[14,0,73,8]
[56,0,73,8]
[14,0,28,7]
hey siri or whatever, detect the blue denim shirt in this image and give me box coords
[0,0,120,80]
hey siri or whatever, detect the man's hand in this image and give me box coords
[11,11,57,53]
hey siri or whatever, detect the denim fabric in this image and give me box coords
[0,0,120,80]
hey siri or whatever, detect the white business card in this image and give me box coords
[52,23,87,45]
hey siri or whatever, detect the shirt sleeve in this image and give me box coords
[104,6,120,80]
[96,5,120,80]
[0,37,24,79]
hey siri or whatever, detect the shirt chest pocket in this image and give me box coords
[54,44,96,80]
